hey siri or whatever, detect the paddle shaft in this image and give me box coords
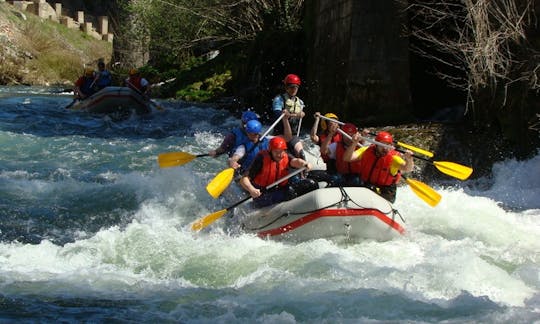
[65,98,78,109]
[228,167,306,208]
[318,114,434,157]
[193,167,308,231]
[235,113,284,160]
[125,80,163,110]
[337,129,393,150]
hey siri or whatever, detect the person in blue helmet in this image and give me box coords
[208,111,259,166]
[227,119,270,173]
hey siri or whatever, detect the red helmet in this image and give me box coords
[341,123,358,136]
[269,136,287,150]
[283,74,301,85]
[375,131,393,144]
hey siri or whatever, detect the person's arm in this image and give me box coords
[343,133,362,162]
[398,150,414,173]
[282,111,293,142]
[290,156,312,170]
[141,78,149,94]
[310,112,321,144]
[320,127,335,157]
[239,155,263,198]
[272,95,285,120]
[228,145,245,169]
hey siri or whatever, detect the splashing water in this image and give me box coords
[0,86,538,322]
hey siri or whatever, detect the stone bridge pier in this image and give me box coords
[307,0,411,123]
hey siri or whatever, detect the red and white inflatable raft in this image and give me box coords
[233,187,405,242]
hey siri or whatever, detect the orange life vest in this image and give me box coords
[358,145,401,186]
[253,151,290,187]
[335,142,363,175]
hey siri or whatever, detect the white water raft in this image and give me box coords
[232,187,405,242]
[69,86,152,115]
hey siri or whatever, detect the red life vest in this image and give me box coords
[319,132,342,162]
[358,145,401,186]
[127,76,144,92]
[253,151,290,187]
[335,142,363,175]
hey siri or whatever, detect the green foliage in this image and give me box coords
[176,71,232,102]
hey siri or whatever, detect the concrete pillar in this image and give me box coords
[83,21,93,34]
[54,3,61,17]
[77,11,84,24]
[103,33,114,43]
[98,16,108,35]
[60,16,77,29]
[12,1,30,11]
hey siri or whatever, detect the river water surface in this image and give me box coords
[0,86,539,322]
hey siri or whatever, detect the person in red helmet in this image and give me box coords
[239,136,318,207]
[319,122,367,186]
[272,74,305,136]
[343,131,414,202]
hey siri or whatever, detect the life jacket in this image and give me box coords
[76,76,95,96]
[358,145,401,186]
[231,127,250,155]
[253,151,289,187]
[335,142,363,175]
[319,132,342,162]
[282,94,303,114]
[239,138,269,172]
[96,70,112,88]
[127,75,144,92]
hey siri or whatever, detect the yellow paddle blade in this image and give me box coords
[191,209,228,231]
[396,141,434,158]
[433,161,473,180]
[206,168,235,198]
[157,152,197,168]
[405,177,441,207]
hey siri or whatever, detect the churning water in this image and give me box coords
[0,86,538,323]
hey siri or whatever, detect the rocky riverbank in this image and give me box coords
[0,2,111,86]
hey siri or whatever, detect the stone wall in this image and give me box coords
[5,0,112,42]
[307,0,411,124]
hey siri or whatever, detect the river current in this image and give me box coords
[0,86,538,322]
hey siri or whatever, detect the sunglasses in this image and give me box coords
[287,84,299,89]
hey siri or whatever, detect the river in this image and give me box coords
[0,86,538,322]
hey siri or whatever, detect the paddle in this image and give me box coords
[205,113,285,199]
[318,115,434,158]
[64,98,79,109]
[396,148,472,180]
[401,174,441,207]
[125,80,165,111]
[338,129,441,207]
[158,152,209,168]
[192,167,306,231]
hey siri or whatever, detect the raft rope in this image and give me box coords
[243,187,403,231]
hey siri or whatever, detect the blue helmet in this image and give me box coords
[245,120,262,134]
[241,111,258,123]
